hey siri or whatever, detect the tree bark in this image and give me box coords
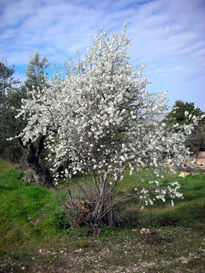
[19,137,53,188]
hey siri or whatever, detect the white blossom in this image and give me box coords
[15,25,200,209]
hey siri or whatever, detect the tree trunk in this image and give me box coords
[90,177,123,227]
[18,137,53,188]
[26,142,53,187]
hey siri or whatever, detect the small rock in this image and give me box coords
[74,248,82,253]
[140,228,151,235]
[179,172,189,177]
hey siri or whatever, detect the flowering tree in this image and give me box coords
[16,25,198,226]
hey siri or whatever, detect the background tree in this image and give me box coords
[18,52,53,187]
[0,60,15,155]
[0,60,16,96]
[0,60,23,161]
[164,100,204,156]
[164,100,202,127]
[25,52,50,91]
[0,53,53,187]
[187,117,205,157]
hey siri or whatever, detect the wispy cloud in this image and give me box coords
[0,0,205,110]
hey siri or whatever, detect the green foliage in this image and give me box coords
[0,53,51,163]
[0,60,17,97]
[16,52,54,187]
[165,100,202,126]
[187,117,205,154]
[164,100,205,155]
[0,60,25,162]
[25,52,50,91]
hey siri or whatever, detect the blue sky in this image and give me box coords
[0,0,205,110]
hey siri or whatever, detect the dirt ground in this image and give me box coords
[1,227,205,273]
[196,151,205,170]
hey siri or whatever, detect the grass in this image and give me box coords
[0,159,14,173]
[0,159,205,272]
[0,169,64,249]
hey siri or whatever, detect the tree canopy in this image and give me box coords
[0,60,22,161]
[15,25,198,226]
[25,52,50,91]
[164,100,204,156]
[164,100,202,126]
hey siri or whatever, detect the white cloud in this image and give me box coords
[0,0,204,110]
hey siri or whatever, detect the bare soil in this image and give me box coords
[1,227,205,273]
[196,151,205,170]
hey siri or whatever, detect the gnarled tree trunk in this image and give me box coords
[19,136,53,188]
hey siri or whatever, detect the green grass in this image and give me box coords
[0,168,68,251]
[0,159,205,272]
[118,171,205,230]
[0,159,14,173]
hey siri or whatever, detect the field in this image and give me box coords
[0,160,205,272]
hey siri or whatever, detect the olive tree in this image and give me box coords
[16,25,198,226]
[15,53,53,187]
